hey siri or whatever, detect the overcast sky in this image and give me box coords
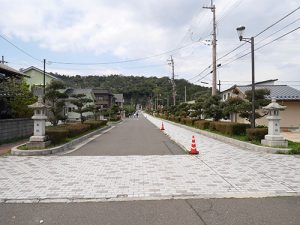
[0,0,299,90]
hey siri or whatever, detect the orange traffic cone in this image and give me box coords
[189,135,199,155]
[160,122,165,130]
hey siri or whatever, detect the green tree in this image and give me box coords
[202,95,224,121]
[45,80,67,126]
[223,97,245,122]
[71,94,93,123]
[192,94,209,119]
[123,104,135,117]
[0,79,36,118]
[239,89,271,122]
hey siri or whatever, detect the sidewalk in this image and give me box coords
[282,132,300,142]
[0,139,27,156]
[0,114,299,203]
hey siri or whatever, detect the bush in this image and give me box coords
[246,128,268,141]
[208,122,250,136]
[66,123,91,138]
[231,123,251,135]
[46,128,68,144]
[109,115,121,121]
[174,116,181,123]
[85,120,108,129]
[209,122,217,131]
[194,120,211,130]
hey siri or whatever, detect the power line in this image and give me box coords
[0,34,42,62]
[254,6,300,37]
[224,17,300,60]
[256,17,300,45]
[216,6,300,63]
[217,42,246,61]
[216,0,244,24]
[49,42,198,65]
[255,26,300,50]
[221,26,300,67]
[188,65,211,81]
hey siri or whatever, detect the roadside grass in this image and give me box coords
[199,128,262,145]
[287,141,300,154]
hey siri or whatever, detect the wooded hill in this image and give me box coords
[51,73,210,106]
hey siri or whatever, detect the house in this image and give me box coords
[92,88,114,109]
[221,79,300,129]
[62,88,116,121]
[63,88,94,122]
[21,66,59,90]
[0,63,28,82]
[113,94,124,108]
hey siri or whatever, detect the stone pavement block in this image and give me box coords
[0,115,299,203]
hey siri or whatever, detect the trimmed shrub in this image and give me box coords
[180,117,188,125]
[246,128,268,141]
[66,123,91,138]
[209,121,217,131]
[208,122,250,136]
[194,120,211,130]
[231,123,251,135]
[174,116,181,123]
[46,128,68,144]
[85,120,107,129]
[181,118,197,126]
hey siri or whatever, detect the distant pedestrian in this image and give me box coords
[136,112,139,118]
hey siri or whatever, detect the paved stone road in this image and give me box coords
[66,116,184,155]
[0,113,299,203]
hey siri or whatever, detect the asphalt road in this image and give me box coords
[1,197,299,225]
[67,115,185,155]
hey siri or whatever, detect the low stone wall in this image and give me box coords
[0,118,33,143]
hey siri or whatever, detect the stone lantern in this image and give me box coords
[261,98,288,147]
[26,96,51,148]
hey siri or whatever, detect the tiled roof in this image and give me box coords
[0,63,27,78]
[64,88,92,96]
[237,85,300,100]
[21,66,58,80]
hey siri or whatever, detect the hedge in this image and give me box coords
[209,121,251,135]
[46,121,109,144]
[46,128,68,144]
[194,120,211,130]
[180,118,195,126]
[66,123,91,138]
[85,120,108,129]
[246,128,268,141]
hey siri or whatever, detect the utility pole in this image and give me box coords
[168,56,176,106]
[1,56,7,64]
[43,59,46,101]
[203,0,217,96]
[184,86,187,102]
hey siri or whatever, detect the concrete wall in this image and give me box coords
[227,101,300,130]
[0,118,33,143]
[256,101,300,129]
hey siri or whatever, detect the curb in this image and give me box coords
[151,116,290,154]
[10,125,112,156]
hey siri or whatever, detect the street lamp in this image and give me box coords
[236,26,256,128]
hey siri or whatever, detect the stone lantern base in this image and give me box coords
[261,135,288,148]
[26,136,51,149]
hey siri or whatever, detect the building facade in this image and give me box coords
[221,79,300,130]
